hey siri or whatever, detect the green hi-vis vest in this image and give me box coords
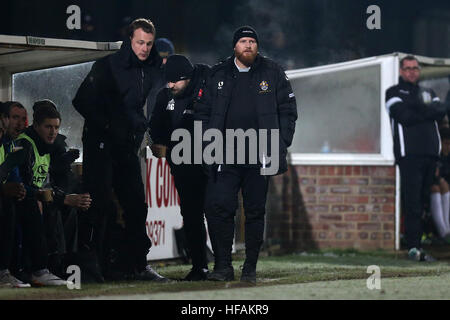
[17,133,50,188]
[0,145,5,183]
[0,145,4,165]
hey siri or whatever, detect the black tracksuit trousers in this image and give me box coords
[398,156,436,250]
[204,165,269,270]
[5,199,48,273]
[170,163,208,271]
[79,132,150,273]
[0,198,16,270]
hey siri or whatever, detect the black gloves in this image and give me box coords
[61,149,80,165]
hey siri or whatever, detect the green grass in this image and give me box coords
[2,249,450,300]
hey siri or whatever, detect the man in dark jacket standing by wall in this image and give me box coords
[194,26,298,283]
[150,54,210,281]
[72,18,167,282]
[386,55,447,261]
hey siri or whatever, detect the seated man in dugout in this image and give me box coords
[32,100,82,278]
[0,102,30,288]
[13,100,91,286]
[4,101,28,142]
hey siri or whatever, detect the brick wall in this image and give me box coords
[265,165,396,251]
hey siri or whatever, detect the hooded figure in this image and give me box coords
[72,18,167,283]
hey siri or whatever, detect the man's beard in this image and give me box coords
[170,86,186,97]
[236,50,257,67]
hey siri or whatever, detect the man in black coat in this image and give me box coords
[150,55,210,281]
[194,26,298,283]
[386,55,446,261]
[72,18,167,282]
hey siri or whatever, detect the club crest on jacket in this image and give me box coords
[260,80,269,91]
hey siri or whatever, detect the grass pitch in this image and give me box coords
[2,248,450,300]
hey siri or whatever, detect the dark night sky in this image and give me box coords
[1,0,449,69]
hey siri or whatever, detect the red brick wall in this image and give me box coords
[266,165,396,251]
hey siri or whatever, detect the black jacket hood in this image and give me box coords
[113,37,163,69]
[175,64,210,99]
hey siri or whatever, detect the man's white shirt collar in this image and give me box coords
[234,57,251,72]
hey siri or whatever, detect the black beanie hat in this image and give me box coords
[232,25,259,48]
[164,54,194,82]
[155,38,175,58]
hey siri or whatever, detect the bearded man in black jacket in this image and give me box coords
[150,55,211,281]
[72,18,167,282]
[194,26,298,283]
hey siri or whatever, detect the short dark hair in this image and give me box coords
[3,101,25,116]
[400,55,419,68]
[33,103,61,125]
[127,18,156,38]
[32,99,57,112]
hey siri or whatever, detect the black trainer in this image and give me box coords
[135,265,169,282]
[183,268,209,281]
[408,247,437,262]
[207,267,234,281]
[240,269,256,284]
